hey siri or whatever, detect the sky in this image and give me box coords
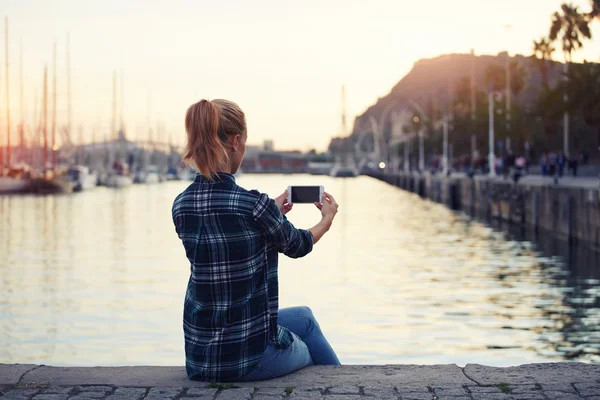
[2,0,600,152]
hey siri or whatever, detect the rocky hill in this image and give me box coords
[349,52,566,138]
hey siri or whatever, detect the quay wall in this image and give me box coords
[370,172,600,249]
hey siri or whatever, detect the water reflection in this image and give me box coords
[0,175,598,366]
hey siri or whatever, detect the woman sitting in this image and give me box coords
[172,99,340,382]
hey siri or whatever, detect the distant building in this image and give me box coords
[263,140,274,152]
[241,147,308,173]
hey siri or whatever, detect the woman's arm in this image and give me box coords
[309,192,338,244]
[253,193,314,258]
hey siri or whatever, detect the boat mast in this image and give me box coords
[5,16,11,173]
[66,33,71,153]
[43,66,48,178]
[111,70,116,165]
[119,67,125,164]
[19,36,24,162]
[52,41,57,173]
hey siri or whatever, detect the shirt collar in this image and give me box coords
[194,172,236,183]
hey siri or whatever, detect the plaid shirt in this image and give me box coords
[172,173,314,382]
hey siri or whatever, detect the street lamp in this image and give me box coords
[413,115,424,172]
[442,113,449,175]
[488,91,503,177]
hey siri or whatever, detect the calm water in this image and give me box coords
[1,175,599,367]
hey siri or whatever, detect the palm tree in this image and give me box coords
[532,37,555,88]
[548,3,592,156]
[591,0,600,19]
[564,62,600,145]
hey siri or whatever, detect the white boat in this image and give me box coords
[67,166,98,192]
[329,163,359,178]
[177,168,196,181]
[0,177,29,194]
[134,165,162,184]
[105,162,133,188]
[308,162,333,175]
[106,174,133,188]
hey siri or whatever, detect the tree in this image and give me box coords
[548,3,592,155]
[591,0,600,19]
[564,62,600,140]
[483,61,526,95]
[531,37,555,88]
[549,3,592,63]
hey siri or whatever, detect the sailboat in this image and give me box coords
[104,70,132,188]
[1,25,70,194]
[0,17,28,194]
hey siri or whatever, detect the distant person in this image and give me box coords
[540,153,548,176]
[513,156,526,183]
[557,152,565,178]
[172,99,340,383]
[548,152,557,178]
[569,154,579,177]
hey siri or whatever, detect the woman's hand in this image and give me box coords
[309,192,338,244]
[274,190,293,215]
[314,192,339,222]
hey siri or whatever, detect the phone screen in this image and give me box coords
[291,186,321,203]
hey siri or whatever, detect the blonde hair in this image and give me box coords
[183,99,246,179]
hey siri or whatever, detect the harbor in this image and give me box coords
[2,175,600,368]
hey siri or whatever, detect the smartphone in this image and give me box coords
[287,185,324,204]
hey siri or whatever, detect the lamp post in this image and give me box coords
[442,113,449,175]
[488,91,496,177]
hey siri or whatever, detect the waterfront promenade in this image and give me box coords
[1,363,600,399]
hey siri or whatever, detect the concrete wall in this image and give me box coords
[370,172,600,249]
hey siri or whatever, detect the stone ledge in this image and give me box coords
[1,363,599,389]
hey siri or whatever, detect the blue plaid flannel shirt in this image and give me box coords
[172,173,314,382]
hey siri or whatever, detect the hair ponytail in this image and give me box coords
[183,99,245,179]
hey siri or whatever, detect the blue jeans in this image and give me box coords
[237,306,340,381]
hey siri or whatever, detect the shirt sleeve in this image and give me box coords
[252,192,314,259]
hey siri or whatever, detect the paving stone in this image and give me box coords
[181,396,218,400]
[145,387,183,399]
[182,398,216,400]
[470,395,511,400]
[184,388,218,398]
[105,396,145,400]
[113,389,145,398]
[467,386,503,394]
[2,389,41,400]
[471,395,545,400]
[362,386,396,398]
[434,397,471,400]
[69,393,106,399]
[509,385,539,394]
[539,384,577,393]
[0,394,31,400]
[253,388,286,396]
[68,395,108,400]
[290,387,324,393]
[32,395,69,400]
[543,392,582,400]
[327,386,360,395]
[252,396,283,400]
[75,387,113,393]
[214,388,252,400]
[433,387,469,396]
[574,383,600,397]
[289,392,322,399]
[322,396,361,400]
[41,388,73,395]
[399,394,432,400]
[395,387,429,393]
